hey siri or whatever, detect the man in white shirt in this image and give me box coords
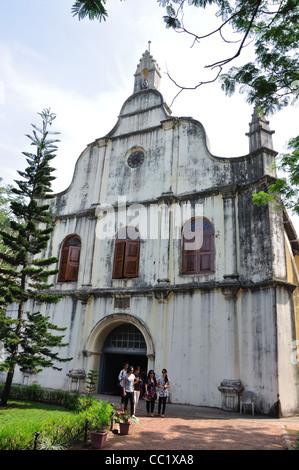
[123,366,135,416]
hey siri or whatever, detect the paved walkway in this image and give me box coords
[79,394,299,451]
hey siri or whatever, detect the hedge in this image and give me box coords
[0,383,114,450]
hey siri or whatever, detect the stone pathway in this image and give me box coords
[74,394,299,451]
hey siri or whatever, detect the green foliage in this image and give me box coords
[0,404,85,450]
[0,382,80,409]
[252,135,299,214]
[0,310,70,374]
[0,384,114,449]
[224,0,299,113]
[71,1,298,114]
[0,108,61,307]
[114,409,140,424]
[72,0,108,21]
[0,178,18,232]
[37,437,66,450]
[160,1,299,114]
[0,393,77,450]
[252,191,276,207]
[0,109,71,407]
[84,369,99,396]
[84,397,114,431]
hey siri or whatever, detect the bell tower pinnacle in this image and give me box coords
[133,46,162,94]
[246,107,275,153]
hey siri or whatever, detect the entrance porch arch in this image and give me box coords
[85,314,155,392]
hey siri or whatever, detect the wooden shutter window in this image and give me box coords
[123,240,140,277]
[199,233,214,272]
[183,249,197,274]
[58,236,81,282]
[112,241,126,279]
[182,219,214,275]
[57,248,69,282]
[112,228,140,279]
[65,246,81,281]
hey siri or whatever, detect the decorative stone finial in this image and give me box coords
[246,107,275,153]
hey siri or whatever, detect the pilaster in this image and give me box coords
[221,185,238,278]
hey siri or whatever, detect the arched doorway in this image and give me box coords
[99,324,148,394]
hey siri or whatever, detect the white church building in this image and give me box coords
[4,50,299,416]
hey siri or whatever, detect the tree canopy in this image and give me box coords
[71,0,108,21]
[252,135,299,215]
[71,1,299,114]
[0,109,71,407]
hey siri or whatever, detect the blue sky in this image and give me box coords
[0,1,298,221]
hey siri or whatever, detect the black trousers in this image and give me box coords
[124,391,134,415]
[158,396,167,415]
[146,397,155,414]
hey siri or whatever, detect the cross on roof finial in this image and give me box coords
[148,41,151,52]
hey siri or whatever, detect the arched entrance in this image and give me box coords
[99,324,148,394]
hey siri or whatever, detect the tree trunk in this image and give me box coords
[1,300,23,407]
[0,367,15,407]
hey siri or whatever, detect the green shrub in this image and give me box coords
[0,383,80,410]
[0,385,114,450]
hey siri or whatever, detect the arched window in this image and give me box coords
[58,235,81,282]
[182,218,214,275]
[112,227,140,279]
[103,324,147,354]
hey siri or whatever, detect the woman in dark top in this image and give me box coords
[145,370,157,417]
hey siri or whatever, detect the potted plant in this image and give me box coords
[114,410,140,435]
[90,402,112,449]
[90,423,109,449]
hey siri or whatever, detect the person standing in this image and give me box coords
[145,370,157,417]
[157,369,170,417]
[133,366,142,415]
[123,366,135,416]
[118,362,128,410]
[140,369,146,399]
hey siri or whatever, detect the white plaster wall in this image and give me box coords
[49,147,100,216]
[276,287,299,416]
[238,289,279,413]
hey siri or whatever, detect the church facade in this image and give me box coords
[5,50,299,416]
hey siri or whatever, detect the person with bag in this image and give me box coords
[145,370,157,417]
[157,368,170,418]
[118,362,128,410]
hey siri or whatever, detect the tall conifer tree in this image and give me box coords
[0,109,71,407]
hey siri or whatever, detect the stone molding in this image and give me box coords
[52,175,278,223]
[47,278,296,302]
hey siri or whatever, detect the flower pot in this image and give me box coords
[90,430,108,449]
[119,422,131,435]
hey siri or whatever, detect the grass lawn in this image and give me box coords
[1,400,75,425]
[0,400,77,450]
